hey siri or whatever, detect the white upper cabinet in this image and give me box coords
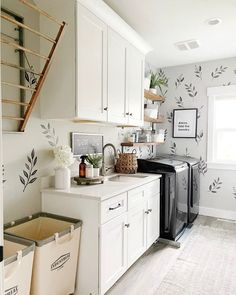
[126,44,144,126]
[40,0,149,126]
[76,5,108,121]
[107,28,127,124]
[107,28,144,126]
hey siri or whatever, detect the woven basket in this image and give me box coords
[116,152,138,174]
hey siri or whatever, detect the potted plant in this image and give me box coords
[87,154,103,177]
[149,70,168,95]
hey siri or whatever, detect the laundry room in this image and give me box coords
[0,1,236,295]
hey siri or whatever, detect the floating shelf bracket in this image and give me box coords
[1,0,66,132]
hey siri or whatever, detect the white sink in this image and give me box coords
[108,175,148,183]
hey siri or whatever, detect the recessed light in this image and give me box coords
[206,18,222,26]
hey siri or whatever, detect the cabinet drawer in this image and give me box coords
[128,185,145,209]
[101,193,127,224]
[145,180,160,198]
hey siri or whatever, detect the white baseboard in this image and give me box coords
[199,206,236,221]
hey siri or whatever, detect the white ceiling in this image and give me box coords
[103,0,236,68]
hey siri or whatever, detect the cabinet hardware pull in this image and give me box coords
[124,223,130,228]
[126,112,129,116]
[109,203,121,210]
[129,113,133,116]
[148,209,152,213]
[104,107,108,111]
[145,211,150,214]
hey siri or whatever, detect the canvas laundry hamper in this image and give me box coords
[4,234,35,295]
[4,212,82,295]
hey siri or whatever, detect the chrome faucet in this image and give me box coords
[102,143,117,176]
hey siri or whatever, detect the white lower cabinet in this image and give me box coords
[146,194,160,248]
[100,182,160,294]
[41,177,160,295]
[127,202,146,267]
[100,213,128,294]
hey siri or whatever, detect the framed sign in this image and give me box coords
[173,108,198,138]
[71,133,103,157]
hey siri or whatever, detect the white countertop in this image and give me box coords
[41,173,161,201]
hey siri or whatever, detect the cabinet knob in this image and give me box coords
[148,209,152,213]
[129,113,133,116]
[104,107,108,111]
[124,223,130,228]
[145,211,150,215]
[125,112,129,116]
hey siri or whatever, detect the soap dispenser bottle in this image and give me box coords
[79,155,87,178]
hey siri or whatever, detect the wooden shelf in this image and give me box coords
[144,90,165,102]
[144,115,164,123]
[121,142,164,147]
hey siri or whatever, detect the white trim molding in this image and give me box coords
[199,206,236,221]
[207,162,236,171]
[207,85,236,96]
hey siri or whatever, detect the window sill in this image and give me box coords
[207,162,236,171]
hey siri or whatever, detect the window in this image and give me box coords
[207,85,236,169]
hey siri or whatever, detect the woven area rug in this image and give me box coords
[155,222,236,295]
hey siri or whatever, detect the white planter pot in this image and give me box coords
[55,167,71,190]
[93,167,100,177]
[149,88,157,94]
[86,166,94,178]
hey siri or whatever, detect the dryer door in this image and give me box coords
[189,164,200,222]
[175,165,188,236]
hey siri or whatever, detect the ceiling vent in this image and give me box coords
[175,40,200,51]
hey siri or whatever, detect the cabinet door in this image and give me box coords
[126,44,144,126]
[146,194,160,248]
[100,213,128,294]
[127,202,146,267]
[77,4,108,121]
[107,28,127,124]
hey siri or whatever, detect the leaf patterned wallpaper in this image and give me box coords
[2,119,123,222]
[156,57,236,216]
[2,57,236,223]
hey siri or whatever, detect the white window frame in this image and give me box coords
[207,85,236,170]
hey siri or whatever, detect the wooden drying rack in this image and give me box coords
[1,0,66,132]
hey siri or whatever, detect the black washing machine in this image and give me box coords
[157,154,200,224]
[138,157,189,241]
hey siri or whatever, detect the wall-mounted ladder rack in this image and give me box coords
[1,0,66,132]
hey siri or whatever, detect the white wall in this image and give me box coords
[156,57,236,219]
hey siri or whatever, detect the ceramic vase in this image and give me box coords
[55,167,71,190]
